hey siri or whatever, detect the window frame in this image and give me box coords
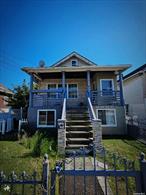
[96,108,117,127]
[37,109,56,128]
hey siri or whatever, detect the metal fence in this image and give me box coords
[0,146,146,195]
[51,145,146,195]
[0,155,49,195]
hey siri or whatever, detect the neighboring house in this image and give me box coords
[22,51,130,151]
[0,84,14,134]
[123,64,146,121]
[0,83,13,112]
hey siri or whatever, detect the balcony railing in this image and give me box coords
[91,90,121,106]
[31,89,64,108]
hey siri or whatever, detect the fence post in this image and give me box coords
[42,154,49,195]
[140,152,146,193]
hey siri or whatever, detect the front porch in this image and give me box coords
[29,70,124,108]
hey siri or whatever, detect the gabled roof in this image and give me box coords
[51,51,97,67]
[123,64,146,80]
[22,51,131,79]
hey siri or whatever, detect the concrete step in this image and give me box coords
[66,125,92,131]
[66,120,91,125]
[67,138,92,144]
[66,144,89,149]
[67,110,89,115]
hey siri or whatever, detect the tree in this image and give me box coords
[8,80,29,109]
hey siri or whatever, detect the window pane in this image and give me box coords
[98,110,116,125]
[47,111,55,126]
[39,111,46,125]
[68,84,77,98]
[106,110,116,125]
[48,84,57,98]
[98,110,106,125]
[101,80,113,96]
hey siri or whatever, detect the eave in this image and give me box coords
[22,64,131,75]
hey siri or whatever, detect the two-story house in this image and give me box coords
[123,64,146,121]
[22,52,130,153]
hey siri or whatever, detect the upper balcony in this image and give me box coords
[90,90,121,106]
[30,88,122,108]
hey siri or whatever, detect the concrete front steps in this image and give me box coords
[66,108,93,153]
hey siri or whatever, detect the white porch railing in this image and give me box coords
[87,97,102,150]
[58,98,66,154]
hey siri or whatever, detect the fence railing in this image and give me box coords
[51,145,146,195]
[0,154,49,195]
[91,90,121,106]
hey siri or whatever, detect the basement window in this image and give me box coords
[96,109,117,127]
[37,109,56,127]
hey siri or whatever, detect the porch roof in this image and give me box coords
[22,64,131,75]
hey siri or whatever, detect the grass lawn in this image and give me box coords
[0,139,58,194]
[103,138,146,169]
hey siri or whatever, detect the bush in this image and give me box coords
[20,131,57,157]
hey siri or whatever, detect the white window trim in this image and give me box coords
[100,79,114,91]
[96,108,117,127]
[37,109,56,128]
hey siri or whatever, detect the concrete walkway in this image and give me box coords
[59,157,113,195]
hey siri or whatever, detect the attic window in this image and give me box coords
[71,60,78,66]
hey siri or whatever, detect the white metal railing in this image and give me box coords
[61,98,66,120]
[88,97,97,120]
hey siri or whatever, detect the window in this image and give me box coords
[68,84,78,98]
[37,109,56,127]
[71,60,78,66]
[96,109,117,126]
[48,84,57,98]
[100,79,114,96]
[47,83,78,99]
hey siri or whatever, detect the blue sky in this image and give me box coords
[0,0,146,89]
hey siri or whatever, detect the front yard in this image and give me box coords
[0,137,145,194]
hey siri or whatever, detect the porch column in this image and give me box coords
[119,72,124,106]
[29,74,33,108]
[62,71,66,97]
[87,71,91,97]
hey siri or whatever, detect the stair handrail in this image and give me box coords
[88,97,97,120]
[61,98,66,120]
